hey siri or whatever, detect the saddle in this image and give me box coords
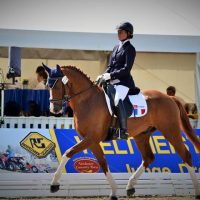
[105,84,141,117]
[100,80,148,141]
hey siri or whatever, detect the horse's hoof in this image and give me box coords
[50,184,60,193]
[127,188,135,196]
[196,195,200,199]
[109,195,118,200]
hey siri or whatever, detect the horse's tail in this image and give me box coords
[172,97,200,152]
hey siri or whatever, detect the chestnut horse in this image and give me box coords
[43,64,200,200]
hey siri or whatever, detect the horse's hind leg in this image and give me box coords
[187,164,200,199]
[159,127,200,198]
[50,137,92,193]
[126,131,155,196]
[90,144,118,200]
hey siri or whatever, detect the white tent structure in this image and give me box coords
[0,0,200,51]
[196,54,200,128]
[0,0,200,126]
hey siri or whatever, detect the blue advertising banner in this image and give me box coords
[0,128,199,174]
[51,129,200,173]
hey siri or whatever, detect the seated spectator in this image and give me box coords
[185,103,198,119]
[27,100,41,117]
[166,86,186,108]
[4,101,21,116]
[35,66,48,89]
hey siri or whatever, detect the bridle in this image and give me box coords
[48,77,67,104]
[48,76,96,104]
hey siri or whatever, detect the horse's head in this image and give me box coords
[43,63,95,115]
[42,63,67,114]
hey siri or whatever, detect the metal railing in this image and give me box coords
[0,117,198,129]
[189,118,198,129]
[1,116,74,129]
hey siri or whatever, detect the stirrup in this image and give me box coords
[114,129,129,140]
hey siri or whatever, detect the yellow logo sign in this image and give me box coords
[20,132,55,158]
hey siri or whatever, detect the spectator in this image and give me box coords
[185,103,198,119]
[35,66,48,89]
[4,101,21,116]
[166,86,186,108]
[27,100,42,117]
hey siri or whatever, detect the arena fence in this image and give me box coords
[1,117,198,129]
[0,117,199,198]
[2,116,74,129]
[0,173,199,197]
[189,118,198,129]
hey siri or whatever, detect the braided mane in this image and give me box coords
[61,65,92,83]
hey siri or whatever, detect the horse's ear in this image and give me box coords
[56,64,61,72]
[42,63,51,74]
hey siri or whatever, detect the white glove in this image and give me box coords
[102,73,111,81]
[96,75,103,81]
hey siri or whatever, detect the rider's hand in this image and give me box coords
[96,75,103,82]
[102,73,111,81]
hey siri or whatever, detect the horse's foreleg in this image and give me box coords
[106,170,118,200]
[51,155,69,185]
[90,144,117,200]
[50,137,92,193]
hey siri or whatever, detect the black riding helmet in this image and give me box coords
[116,22,134,38]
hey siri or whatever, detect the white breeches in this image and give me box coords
[114,85,129,106]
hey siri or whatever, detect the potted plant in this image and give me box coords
[22,79,29,89]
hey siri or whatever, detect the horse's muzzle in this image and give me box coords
[50,102,63,115]
[53,104,62,113]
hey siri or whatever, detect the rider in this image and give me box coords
[97,22,136,140]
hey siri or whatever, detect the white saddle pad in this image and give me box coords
[104,91,148,118]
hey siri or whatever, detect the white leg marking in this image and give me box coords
[186,164,200,196]
[106,170,117,197]
[51,155,69,185]
[126,161,145,190]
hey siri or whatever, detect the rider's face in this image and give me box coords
[118,30,128,41]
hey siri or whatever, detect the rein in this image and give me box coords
[66,84,95,102]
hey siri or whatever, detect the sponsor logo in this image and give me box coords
[73,157,100,173]
[20,132,55,158]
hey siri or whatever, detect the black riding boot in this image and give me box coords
[115,100,129,140]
